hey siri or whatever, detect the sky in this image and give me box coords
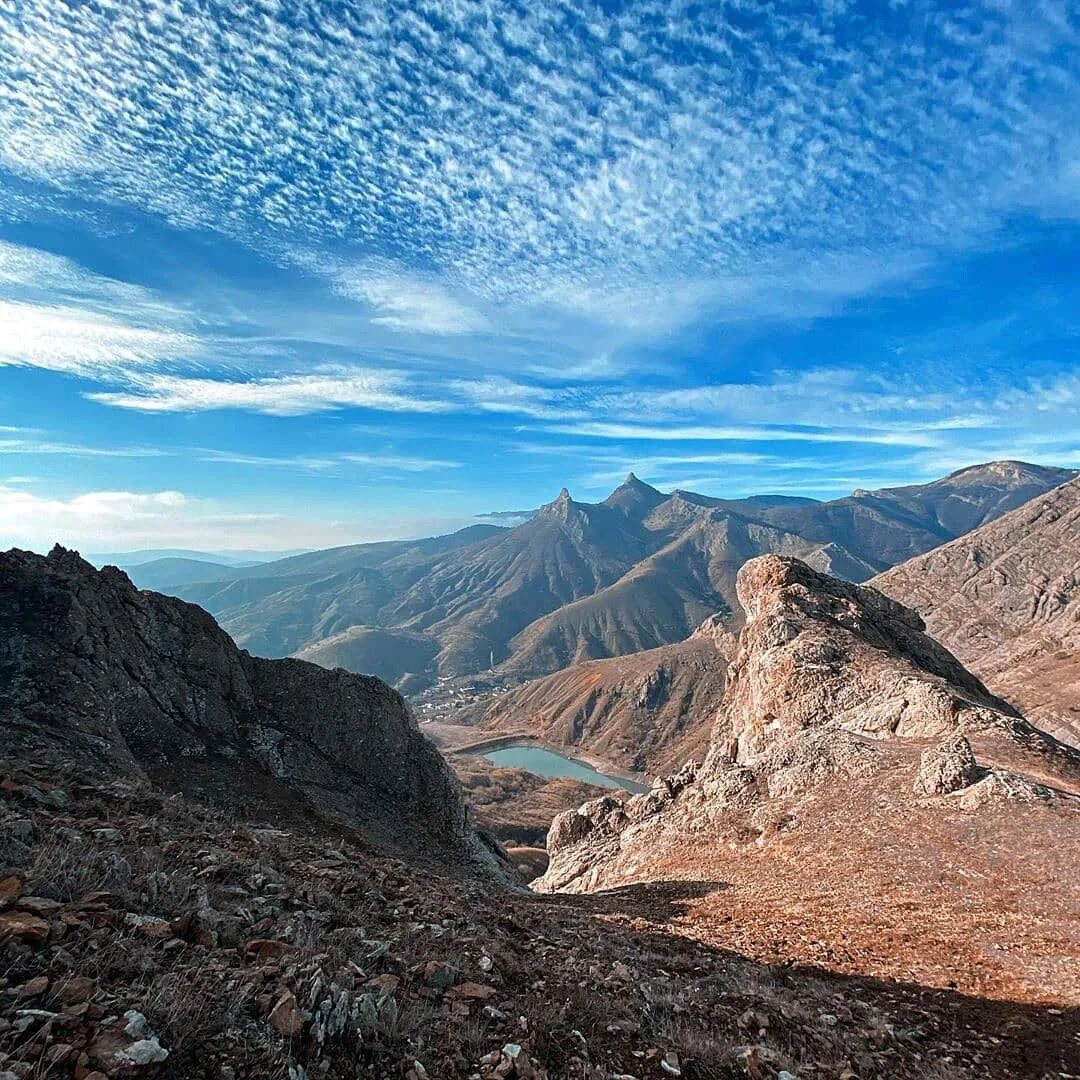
[0,0,1078,553]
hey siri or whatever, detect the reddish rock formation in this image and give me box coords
[538,556,1080,1004]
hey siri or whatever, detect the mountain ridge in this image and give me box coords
[137,461,1076,690]
[874,475,1080,748]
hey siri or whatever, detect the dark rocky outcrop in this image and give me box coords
[0,546,503,873]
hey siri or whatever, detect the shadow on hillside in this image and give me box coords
[524,878,1080,1079]
[557,878,726,920]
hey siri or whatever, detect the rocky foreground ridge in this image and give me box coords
[2,550,1079,1077]
[0,546,501,874]
[538,556,1080,1004]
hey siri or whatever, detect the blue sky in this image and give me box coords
[0,0,1077,552]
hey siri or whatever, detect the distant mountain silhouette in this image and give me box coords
[142,462,1075,689]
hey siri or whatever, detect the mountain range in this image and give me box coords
[134,460,1075,691]
[477,466,1080,775]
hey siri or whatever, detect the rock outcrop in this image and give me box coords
[913,733,982,795]
[874,476,1080,748]
[536,556,1080,1002]
[0,546,501,872]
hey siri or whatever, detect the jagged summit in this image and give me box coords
[154,460,1072,687]
[603,471,666,516]
[537,486,575,517]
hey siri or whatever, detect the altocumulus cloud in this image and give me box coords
[0,0,1076,320]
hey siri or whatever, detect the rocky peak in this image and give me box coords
[537,487,577,520]
[603,472,666,516]
[709,554,1034,766]
[0,546,506,876]
[539,555,1080,896]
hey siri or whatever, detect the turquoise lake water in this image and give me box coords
[482,744,649,793]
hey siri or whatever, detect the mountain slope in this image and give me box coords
[756,460,1077,572]
[479,616,736,774]
[125,555,257,592]
[153,462,1075,685]
[504,507,874,677]
[874,476,1080,748]
[0,545,502,872]
[378,490,654,673]
[293,624,440,691]
[538,556,1080,1003]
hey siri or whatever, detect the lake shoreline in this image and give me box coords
[447,731,651,793]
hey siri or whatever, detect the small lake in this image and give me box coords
[482,744,649,793]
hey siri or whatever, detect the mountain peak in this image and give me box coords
[942,459,1076,487]
[604,472,665,515]
[538,486,578,519]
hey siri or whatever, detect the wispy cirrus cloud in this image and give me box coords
[0,434,169,458]
[0,300,199,376]
[322,259,488,336]
[86,370,450,417]
[197,449,460,472]
[543,421,952,449]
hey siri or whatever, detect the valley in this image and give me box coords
[3,465,1079,1079]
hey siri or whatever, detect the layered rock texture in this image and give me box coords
[874,475,1080,748]
[4,758,1073,1080]
[0,546,501,871]
[152,461,1073,687]
[538,556,1080,1003]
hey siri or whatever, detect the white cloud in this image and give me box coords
[449,377,589,421]
[0,436,169,458]
[0,0,1073,326]
[86,370,449,416]
[328,260,488,335]
[0,484,474,552]
[0,240,201,378]
[338,452,460,472]
[0,300,199,376]
[545,421,948,448]
[196,449,460,472]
